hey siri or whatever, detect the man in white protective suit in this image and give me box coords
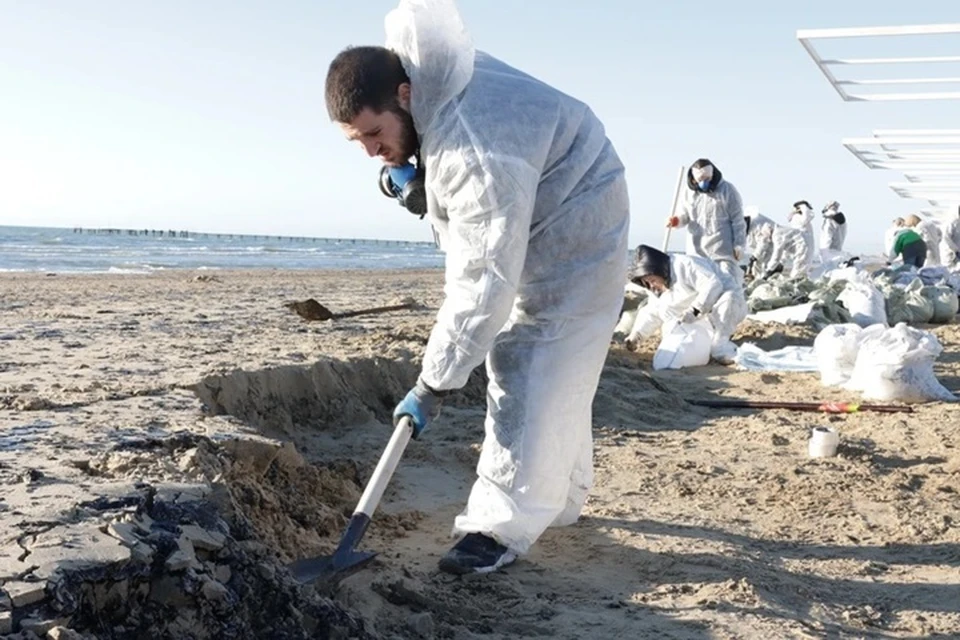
[942,205,960,265]
[819,200,848,260]
[906,213,943,267]
[765,224,813,280]
[625,245,747,364]
[324,0,630,574]
[788,200,818,268]
[743,207,777,279]
[666,159,747,286]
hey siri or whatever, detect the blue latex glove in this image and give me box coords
[393,379,442,438]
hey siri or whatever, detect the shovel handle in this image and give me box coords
[662,165,686,253]
[355,416,415,517]
[333,303,415,319]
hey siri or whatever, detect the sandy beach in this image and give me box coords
[1,268,959,639]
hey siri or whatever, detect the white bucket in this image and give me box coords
[808,426,839,458]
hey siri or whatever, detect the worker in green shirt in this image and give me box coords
[887,219,928,268]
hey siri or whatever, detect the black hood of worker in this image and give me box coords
[630,244,672,287]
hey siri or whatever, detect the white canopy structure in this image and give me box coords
[797,23,960,102]
[797,24,960,217]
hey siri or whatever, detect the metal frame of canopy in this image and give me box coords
[796,23,960,102]
[797,24,960,215]
[840,130,960,216]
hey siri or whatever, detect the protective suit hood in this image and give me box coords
[385,0,476,133]
[631,245,672,287]
[687,163,723,193]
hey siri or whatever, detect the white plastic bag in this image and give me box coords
[813,323,863,386]
[824,265,861,285]
[652,317,713,370]
[844,323,956,403]
[837,281,888,328]
[747,302,815,325]
[920,285,959,324]
[734,343,818,372]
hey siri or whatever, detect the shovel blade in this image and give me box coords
[289,549,377,584]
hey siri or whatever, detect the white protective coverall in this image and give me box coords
[914,219,943,267]
[627,254,747,361]
[788,202,817,267]
[745,211,777,276]
[943,210,960,265]
[675,165,747,285]
[819,203,848,256]
[769,225,811,279]
[884,224,904,261]
[385,0,630,555]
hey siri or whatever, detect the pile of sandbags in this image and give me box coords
[814,322,956,403]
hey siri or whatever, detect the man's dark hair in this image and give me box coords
[691,158,712,169]
[325,46,410,122]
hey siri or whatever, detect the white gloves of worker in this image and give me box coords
[680,308,700,324]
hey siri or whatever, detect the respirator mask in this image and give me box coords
[692,164,714,192]
[378,155,427,218]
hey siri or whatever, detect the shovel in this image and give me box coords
[288,415,416,584]
[285,298,417,321]
[662,165,686,253]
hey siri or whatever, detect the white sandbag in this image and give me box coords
[844,323,956,403]
[809,254,855,282]
[734,343,819,372]
[813,323,863,386]
[837,281,888,328]
[903,279,936,324]
[920,285,959,324]
[746,302,815,325]
[652,317,713,370]
[824,266,861,284]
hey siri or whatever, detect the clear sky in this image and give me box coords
[1,1,957,253]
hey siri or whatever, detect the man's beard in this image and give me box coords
[392,105,419,162]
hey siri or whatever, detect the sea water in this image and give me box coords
[0,225,444,273]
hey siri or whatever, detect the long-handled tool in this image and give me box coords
[288,416,415,584]
[687,399,914,414]
[662,165,687,253]
[284,298,417,322]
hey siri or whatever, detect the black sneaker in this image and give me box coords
[438,533,517,575]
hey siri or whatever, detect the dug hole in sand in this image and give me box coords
[186,349,690,640]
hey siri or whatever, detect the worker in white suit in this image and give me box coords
[906,214,943,267]
[325,0,630,574]
[942,205,960,265]
[819,200,848,260]
[788,200,817,268]
[667,159,747,286]
[626,245,747,364]
[744,207,777,278]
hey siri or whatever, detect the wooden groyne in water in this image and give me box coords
[71,227,434,247]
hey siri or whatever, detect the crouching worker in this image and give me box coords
[625,245,747,364]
